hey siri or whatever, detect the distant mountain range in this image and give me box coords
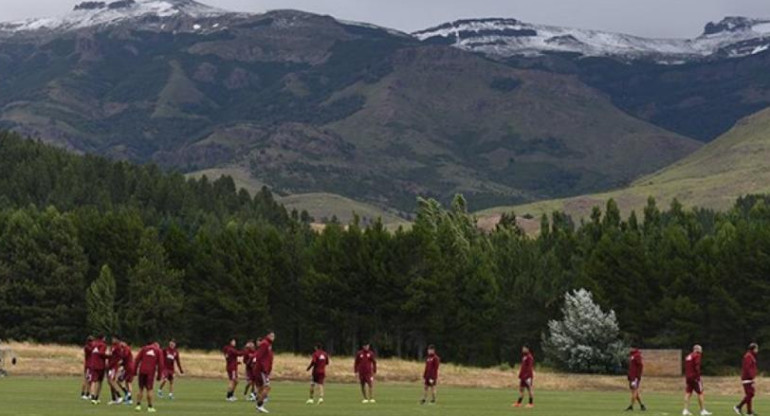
[0,0,768,216]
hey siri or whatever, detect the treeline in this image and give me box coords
[2,131,770,372]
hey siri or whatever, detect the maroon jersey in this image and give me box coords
[84,340,93,369]
[88,339,108,370]
[423,353,440,381]
[107,342,122,370]
[685,352,702,380]
[519,352,534,380]
[254,338,275,375]
[628,349,643,380]
[163,347,182,373]
[135,344,163,377]
[354,349,377,376]
[742,350,758,381]
[243,346,255,369]
[122,344,134,375]
[308,350,330,375]
[223,345,243,372]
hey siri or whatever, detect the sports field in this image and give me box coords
[0,377,760,416]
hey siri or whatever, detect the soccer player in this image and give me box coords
[107,335,125,405]
[354,343,377,404]
[514,346,535,408]
[223,338,244,402]
[242,340,257,401]
[683,345,711,416]
[81,335,94,400]
[421,345,440,405]
[119,340,135,404]
[626,346,646,411]
[734,343,759,416]
[158,339,184,400]
[306,343,330,405]
[254,331,276,414]
[88,334,108,404]
[134,341,164,413]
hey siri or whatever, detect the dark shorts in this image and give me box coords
[743,382,755,398]
[520,377,533,389]
[424,377,437,387]
[255,372,271,388]
[88,369,105,383]
[227,369,238,381]
[359,374,373,386]
[246,366,255,382]
[312,373,326,385]
[138,374,155,390]
[685,378,703,394]
[629,378,641,390]
[163,371,175,382]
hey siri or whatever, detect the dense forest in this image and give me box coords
[1,131,769,373]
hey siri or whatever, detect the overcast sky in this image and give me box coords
[1,0,769,38]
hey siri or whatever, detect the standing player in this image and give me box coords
[223,338,244,402]
[683,345,712,416]
[242,340,257,401]
[306,343,330,405]
[107,335,125,405]
[734,343,759,416]
[88,334,108,404]
[134,341,163,413]
[354,343,377,404]
[158,340,184,400]
[513,346,535,408]
[254,331,276,414]
[421,345,440,405]
[81,335,94,400]
[119,340,135,404]
[626,347,646,411]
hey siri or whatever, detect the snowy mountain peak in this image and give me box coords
[414,16,770,63]
[0,0,229,33]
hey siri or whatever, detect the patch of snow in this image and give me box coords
[751,44,769,55]
[193,24,201,30]
[754,23,770,34]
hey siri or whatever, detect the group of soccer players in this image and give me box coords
[627,343,760,416]
[81,335,184,413]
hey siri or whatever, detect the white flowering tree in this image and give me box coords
[543,289,627,373]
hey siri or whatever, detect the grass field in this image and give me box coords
[0,377,760,416]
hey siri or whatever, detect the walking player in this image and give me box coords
[421,345,440,405]
[158,340,184,400]
[306,343,330,405]
[735,343,759,416]
[354,343,378,404]
[626,346,646,411]
[134,341,164,413]
[514,346,535,408]
[223,338,243,402]
[683,345,712,416]
[254,331,276,414]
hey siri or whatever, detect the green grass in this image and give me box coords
[0,377,759,416]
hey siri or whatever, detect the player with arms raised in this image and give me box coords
[683,345,711,416]
[734,343,759,416]
[514,346,534,408]
[626,346,646,411]
[421,345,440,405]
[354,343,377,404]
[306,343,330,405]
[134,341,163,413]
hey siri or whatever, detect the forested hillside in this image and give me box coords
[1,132,770,371]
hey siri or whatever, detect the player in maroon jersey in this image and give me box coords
[106,335,125,405]
[158,339,184,400]
[421,345,440,405]
[119,341,135,404]
[133,341,164,413]
[306,343,330,405]
[514,346,535,408]
[354,343,378,404]
[734,343,759,416]
[88,334,108,404]
[242,340,257,401]
[626,347,646,411]
[223,338,244,402]
[254,331,276,414]
[683,345,711,416]
[81,335,94,400]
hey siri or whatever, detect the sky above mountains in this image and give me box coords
[0,0,768,38]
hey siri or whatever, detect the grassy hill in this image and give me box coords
[477,107,770,221]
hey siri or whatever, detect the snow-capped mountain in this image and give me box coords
[0,0,231,34]
[413,16,770,63]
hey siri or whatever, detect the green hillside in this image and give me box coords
[478,107,770,220]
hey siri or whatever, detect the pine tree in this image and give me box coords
[86,265,120,336]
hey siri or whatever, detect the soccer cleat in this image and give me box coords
[526,404,534,408]
[91,399,100,405]
[81,395,90,400]
[168,394,174,401]
[626,405,634,411]
[257,406,270,413]
[318,398,324,405]
[701,411,712,416]
[640,404,647,412]
[157,389,163,398]
[421,399,427,405]
[514,402,522,408]
[135,405,142,412]
[148,407,157,413]
[735,407,744,415]
[306,399,314,405]
[370,399,377,404]
[683,410,693,416]
[362,399,370,404]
